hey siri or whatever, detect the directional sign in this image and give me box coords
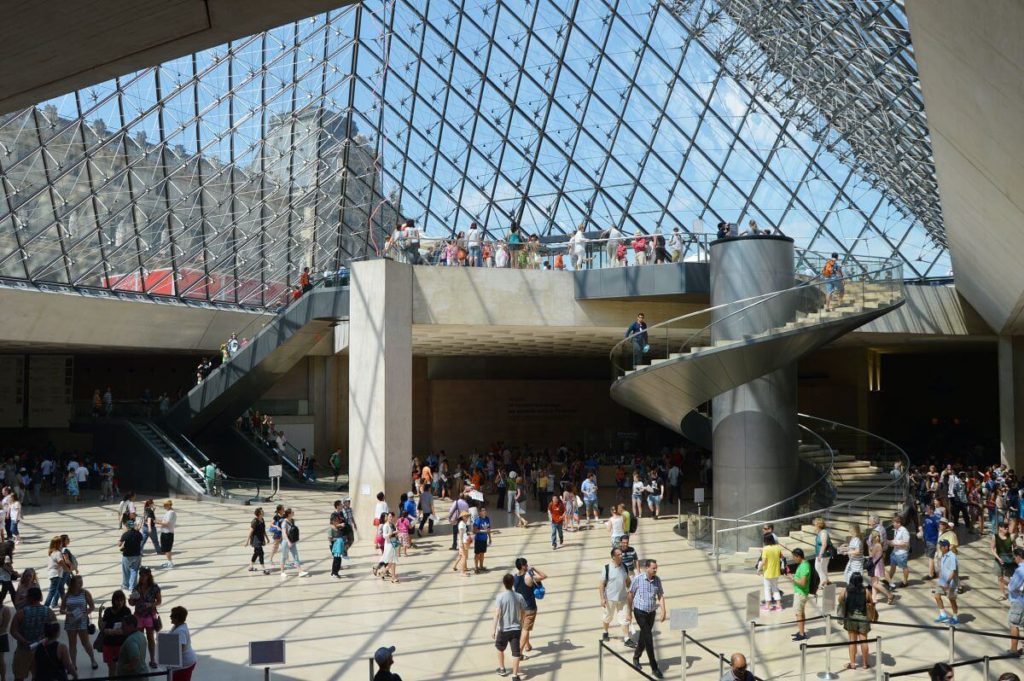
[669,607,699,631]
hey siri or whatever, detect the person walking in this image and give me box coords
[156,500,176,569]
[447,496,469,550]
[128,567,161,668]
[493,574,526,681]
[417,486,434,537]
[993,522,1015,600]
[889,514,911,589]
[838,573,873,670]
[32,622,75,681]
[279,509,310,579]
[513,484,528,529]
[119,519,143,592]
[329,450,342,483]
[513,558,546,658]
[548,496,565,551]
[43,536,69,609]
[1008,548,1024,656]
[451,511,471,578]
[11,587,56,681]
[60,576,98,672]
[141,500,160,554]
[245,508,270,574]
[625,313,649,369]
[377,512,399,583]
[631,472,645,520]
[605,505,625,548]
[599,548,632,647]
[581,473,599,527]
[267,504,284,569]
[922,504,941,580]
[473,508,492,573]
[791,548,812,641]
[841,524,865,586]
[626,559,666,678]
[933,539,960,625]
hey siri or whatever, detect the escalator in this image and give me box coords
[193,427,305,486]
[163,286,349,437]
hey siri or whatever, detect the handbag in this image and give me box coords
[532,580,546,600]
[93,607,104,649]
[153,614,163,632]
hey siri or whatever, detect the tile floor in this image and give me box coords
[7,490,1021,680]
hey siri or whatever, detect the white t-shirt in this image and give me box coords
[41,460,52,476]
[173,623,197,667]
[10,501,21,522]
[373,501,389,520]
[467,228,481,247]
[632,481,645,497]
[67,461,79,472]
[76,467,88,483]
[47,550,63,578]
[160,510,177,534]
[892,526,910,557]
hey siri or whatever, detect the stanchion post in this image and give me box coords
[874,637,881,681]
[368,658,375,681]
[816,614,838,681]
[264,666,270,681]
[719,653,726,680]
[947,625,954,664]
[599,640,604,681]
[983,655,990,681]
[749,620,756,679]
[800,644,807,681]
[681,630,687,681]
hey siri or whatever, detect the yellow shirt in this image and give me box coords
[761,545,784,579]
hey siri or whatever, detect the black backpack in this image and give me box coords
[629,513,639,534]
[287,523,299,543]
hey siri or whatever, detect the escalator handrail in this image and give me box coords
[135,421,205,479]
[124,422,206,495]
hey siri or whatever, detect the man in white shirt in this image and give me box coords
[467,222,483,267]
[888,513,911,588]
[568,225,588,270]
[668,228,684,262]
[599,547,632,647]
[604,225,623,267]
[75,465,89,494]
[157,500,177,569]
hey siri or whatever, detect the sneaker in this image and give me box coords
[331,573,341,579]
[279,572,287,580]
[512,676,522,681]
[602,632,610,642]
[496,668,508,677]
[624,639,637,648]
[792,633,808,641]
[652,669,664,679]
[935,614,949,623]
[298,571,310,577]
[632,659,642,671]
[947,616,959,626]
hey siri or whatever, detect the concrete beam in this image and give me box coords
[0,0,357,115]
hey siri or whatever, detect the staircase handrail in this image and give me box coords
[610,258,903,376]
[733,416,838,522]
[711,415,911,570]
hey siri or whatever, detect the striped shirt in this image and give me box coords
[629,574,664,613]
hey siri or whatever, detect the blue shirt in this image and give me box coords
[923,514,940,543]
[403,499,417,518]
[629,574,665,613]
[473,516,491,541]
[938,551,958,587]
[1009,563,1024,604]
[581,479,597,502]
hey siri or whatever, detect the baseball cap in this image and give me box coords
[939,517,951,525]
[374,646,395,665]
[939,539,951,547]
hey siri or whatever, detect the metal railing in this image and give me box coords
[711,414,910,567]
[610,258,903,375]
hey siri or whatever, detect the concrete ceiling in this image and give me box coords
[907,0,1024,334]
[0,0,356,115]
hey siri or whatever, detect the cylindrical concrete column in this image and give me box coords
[709,235,799,546]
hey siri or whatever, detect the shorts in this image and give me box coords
[12,645,33,679]
[647,495,661,507]
[890,552,909,569]
[925,542,937,558]
[160,533,175,553]
[603,600,626,626]
[826,277,838,295]
[522,610,537,632]
[585,498,598,512]
[474,538,488,554]
[631,494,642,501]
[399,533,411,549]
[793,592,809,616]
[932,582,958,600]
[515,503,524,515]
[137,613,156,630]
[996,559,1016,578]
[103,643,122,664]
[495,629,522,657]
[1010,602,1024,628]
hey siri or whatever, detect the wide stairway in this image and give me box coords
[609,258,909,565]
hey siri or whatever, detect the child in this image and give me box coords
[615,241,628,266]
[329,525,345,579]
[374,513,386,554]
[397,511,412,557]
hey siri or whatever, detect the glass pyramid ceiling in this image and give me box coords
[0,0,948,308]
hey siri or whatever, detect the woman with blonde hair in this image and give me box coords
[841,523,864,586]
[866,529,893,604]
[813,517,833,587]
[43,536,69,608]
[14,568,38,610]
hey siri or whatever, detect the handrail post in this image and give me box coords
[947,624,954,663]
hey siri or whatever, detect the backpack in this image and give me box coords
[628,513,638,534]
[822,259,836,277]
[809,563,822,595]
[286,522,299,543]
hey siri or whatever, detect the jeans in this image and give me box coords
[632,341,644,368]
[251,545,265,566]
[141,528,160,553]
[551,521,563,547]
[121,555,142,590]
[44,575,66,608]
[633,609,659,670]
[205,479,214,495]
[418,513,434,534]
[451,525,459,550]
[331,556,342,575]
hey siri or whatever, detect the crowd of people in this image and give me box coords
[749,461,1024,670]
